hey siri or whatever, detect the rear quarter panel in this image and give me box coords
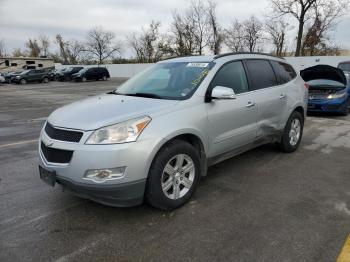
[284,76,308,123]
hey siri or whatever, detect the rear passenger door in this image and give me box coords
[244,59,285,138]
[206,61,258,157]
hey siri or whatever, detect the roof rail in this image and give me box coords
[160,55,187,61]
[214,52,285,60]
[160,54,206,61]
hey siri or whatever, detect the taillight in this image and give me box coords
[304,83,310,89]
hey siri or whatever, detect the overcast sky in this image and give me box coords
[1,0,350,57]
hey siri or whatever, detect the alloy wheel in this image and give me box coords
[289,119,301,146]
[161,154,195,200]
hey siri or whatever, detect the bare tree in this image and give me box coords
[12,48,25,57]
[128,21,170,62]
[187,0,211,55]
[38,35,50,57]
[266,17,289,56]
[170,11,196,56]
[0,39,7,57]
[85,27,122,64]
[243,16,263,52]
[302,0,348,55]
[270,0,318,56]
[55,34,85,64]
[56,34,69,63]
[207,0,223,54]
[170,0,214,56]
[66,40,85,64]
[224,19,246,52]
[26,39,41,57]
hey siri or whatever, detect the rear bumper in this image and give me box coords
[56,175,146,207]
[307,97,348,113]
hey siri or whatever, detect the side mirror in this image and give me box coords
[211,86,236,100]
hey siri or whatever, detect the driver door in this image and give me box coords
[206,61,258,157]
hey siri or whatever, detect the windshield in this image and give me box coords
[339,63,350,72]
[115,62,214,100]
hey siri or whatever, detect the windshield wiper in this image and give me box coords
[123,93,163,99]
[107,91,121,95]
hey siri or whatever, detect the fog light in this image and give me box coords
[83,167,126,183]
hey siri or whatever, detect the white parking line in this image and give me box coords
[0,139,38,148]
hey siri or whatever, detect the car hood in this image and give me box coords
[48,93,179,130]
[300,65,347,85]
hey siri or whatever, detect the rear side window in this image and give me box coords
[270,61,296,84]
[210,61,249,94]
[245,59,277,90]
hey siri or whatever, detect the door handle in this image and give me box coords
[279,94,286,99]
[246,102,256,108]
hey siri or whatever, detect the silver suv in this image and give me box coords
[38,53,308,210]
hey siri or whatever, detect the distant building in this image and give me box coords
[0,57,54,72]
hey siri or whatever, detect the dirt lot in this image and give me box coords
[1,79,350,262]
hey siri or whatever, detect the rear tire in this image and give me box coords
[102,75,107,81]
[278,111,304,153]
[146,140,201,211]
[42,77,49,83]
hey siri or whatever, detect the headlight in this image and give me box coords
[85,116,151,144]
[327,91,347,99]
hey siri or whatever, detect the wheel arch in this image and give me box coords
[293,106,305,122]
[146,131,208,178]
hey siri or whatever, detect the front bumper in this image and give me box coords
[56,175,146,207]
[307,97,348,113]
[38,129,156,207]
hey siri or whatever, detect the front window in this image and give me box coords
[115,62,214,100]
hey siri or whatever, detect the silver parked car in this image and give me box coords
[38,53,308,210]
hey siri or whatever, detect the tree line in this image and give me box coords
[0,0,348,64]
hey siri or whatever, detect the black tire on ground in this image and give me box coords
[277,110,304,153]
[20,79,26,85]
[146,139,201,211]
[42,77,49,83]
[82,77,87,82]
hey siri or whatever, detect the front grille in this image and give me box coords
[45,122,83,143]
[41,142,73,164]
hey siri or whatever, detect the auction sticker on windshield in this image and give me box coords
[186,63,209,68]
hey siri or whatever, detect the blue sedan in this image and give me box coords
[301,65,350,116]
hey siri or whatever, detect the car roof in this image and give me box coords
[159,52,285,64]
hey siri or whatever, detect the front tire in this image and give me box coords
[42,77,49,83]
[341,99,349,116]
[82,77,87,82]
[278,111,304,153]
[20,79,26,85]
[146,140,201,211]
